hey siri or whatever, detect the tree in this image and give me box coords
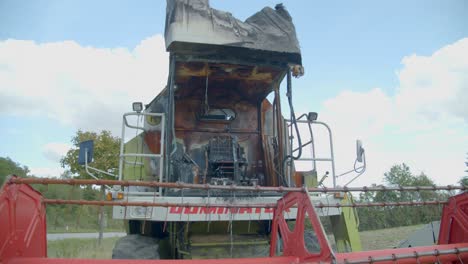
[60,130,121,179]
[0,157,30,185]
[461,177,468,187]
[374,164,438,203]
[60,130,121,243]
[461,154,468,187]
[357,163,442,231]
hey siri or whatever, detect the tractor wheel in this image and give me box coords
[252,243,271,257]
[304,230,321,253]
[112,234,160,259]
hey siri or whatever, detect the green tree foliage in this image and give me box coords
[461,177,468,187]
[60,130,120,179]
[0,157,30,186]
[34,184,123,231]
[461,154,468,186]
[357,163,444,231]
[466,153,468,174]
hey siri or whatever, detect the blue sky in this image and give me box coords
[0,0,467,185]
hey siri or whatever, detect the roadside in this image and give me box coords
[47,227,124,234]
[47,232,126,241]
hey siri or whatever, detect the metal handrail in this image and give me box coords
[285,119,337,187]
[10,177,467,193]
[118,112,166,194]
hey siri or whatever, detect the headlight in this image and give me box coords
[132,102,143,113]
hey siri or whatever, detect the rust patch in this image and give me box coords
[144,131,161,154]
[175,62,281,83]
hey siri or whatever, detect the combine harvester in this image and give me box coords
[1,0,468,263]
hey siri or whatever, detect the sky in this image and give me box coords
[0,0,467,186]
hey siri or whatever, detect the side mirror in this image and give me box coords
[78,140,94,165]
[356,140,364,162]
[307,112,318,121]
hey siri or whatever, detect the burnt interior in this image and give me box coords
[171,61,284,187]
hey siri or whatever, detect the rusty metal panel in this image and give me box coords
[168,61,285,186]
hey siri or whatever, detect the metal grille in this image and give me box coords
[208,136,234,162]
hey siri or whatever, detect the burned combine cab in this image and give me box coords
[105,0,363,259]
[77,0,346,259]
[141,0,303,189]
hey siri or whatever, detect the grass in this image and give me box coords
[359,225,423,251]
[47,237,120,259]
[46,225,424,259]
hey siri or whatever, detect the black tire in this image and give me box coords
[304,230,321,253]
[253,244,271,257]
[112,234,160,259]
[128,220,141,234]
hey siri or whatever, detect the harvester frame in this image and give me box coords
[1,176,468,263]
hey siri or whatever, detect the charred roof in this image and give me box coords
[165,0,302,66]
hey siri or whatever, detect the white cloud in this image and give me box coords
[42,142,71,162]
[313,38,468,186]
[0,35,169,134]
[396,38,468,122]
[30,167,64,178]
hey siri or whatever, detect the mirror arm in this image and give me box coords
[84,151,112,189]
[344,152,366,187]
[336,167,358,178]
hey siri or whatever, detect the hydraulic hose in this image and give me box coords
[285,69,302,160]
[282,69,303,186]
